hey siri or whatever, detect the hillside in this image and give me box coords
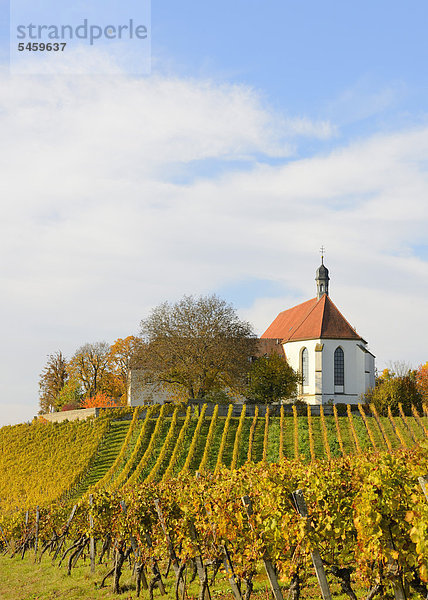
[0,416,111,513]
[0,403,426,515]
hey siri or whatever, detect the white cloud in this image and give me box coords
[0,55,427,427]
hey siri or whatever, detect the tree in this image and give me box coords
[38,351,68,413]
[364,367,422,415]
[416,361,428,404]
[139,294,257,400]
[69,342,116,399]
[109,336,143,402]
[386,360,413,377]
[246,352,299,404]
[57,377,83,410]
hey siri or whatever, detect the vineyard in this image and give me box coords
[0,403,427,599]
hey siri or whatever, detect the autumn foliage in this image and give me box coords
[38,337,143,413]
[81,392,118,409]
[416,361,428,403]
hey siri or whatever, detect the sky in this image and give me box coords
[1,0,428,427]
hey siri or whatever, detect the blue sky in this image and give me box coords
[3,2,428,126]
[1,1,428,425]
[158,1,428,144]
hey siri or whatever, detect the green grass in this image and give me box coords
[380,417,401,449]
[282,416,295,459]
[324,416,342,458]
[0,553,123,600]
[351,415,371,451]
[0,550,423,600]
[173,417,198,475]
[297,416,311,462]
[251,416,265,462]
[221,417,239,467]
[69,421,130,498]
[267,417,280,462]
[337,416,354,454]
[237,417,252,467]
[310,415,325,459]
[188,417,211,472]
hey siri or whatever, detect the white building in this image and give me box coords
[261,261,375,405]
[128,369,171,406]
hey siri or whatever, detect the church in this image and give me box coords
[128,259,376,406]
[261,260,375,405]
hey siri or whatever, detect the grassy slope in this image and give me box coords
[281,417,296,459]
[188,417,212,472]
[69,421,130,498]
[2,409,426,512]
[0,549,423,600]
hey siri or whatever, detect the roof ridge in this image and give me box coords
[278,296,316,317]
[319,294,328,335]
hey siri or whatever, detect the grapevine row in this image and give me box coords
[3,446,427,600]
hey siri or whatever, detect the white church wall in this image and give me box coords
[320,339,365,404]
[284,339,322,404]
[364,351,376,391]
[284,338,374,405]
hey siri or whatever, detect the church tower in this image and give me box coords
[315,255,330,299]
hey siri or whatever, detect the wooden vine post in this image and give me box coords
[117,500,148,594]
[144,531,166,595]
[0,523,10,552]
[221,543,243,600]
[21,510,29,560]
[188,521,212,600]
[291,489,332,600]
[129,535,148,592]
[34,506,40,558]
[197,473,243,600]
[52,504,77,562]
[419,476,428,501]
[154,499,185,597]
[385,531,406,600]
[241,495,284,600]
[89,494,95,573]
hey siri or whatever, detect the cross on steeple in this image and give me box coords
[316,248,330,299]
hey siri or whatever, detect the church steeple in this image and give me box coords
[315,249,330,299]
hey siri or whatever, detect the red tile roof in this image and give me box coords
[261,294,364,342]
[255,338,285,357]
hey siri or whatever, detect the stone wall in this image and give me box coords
[41,408,97,423]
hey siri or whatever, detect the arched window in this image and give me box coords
[301,347,309,388]
[334,347,344,386]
